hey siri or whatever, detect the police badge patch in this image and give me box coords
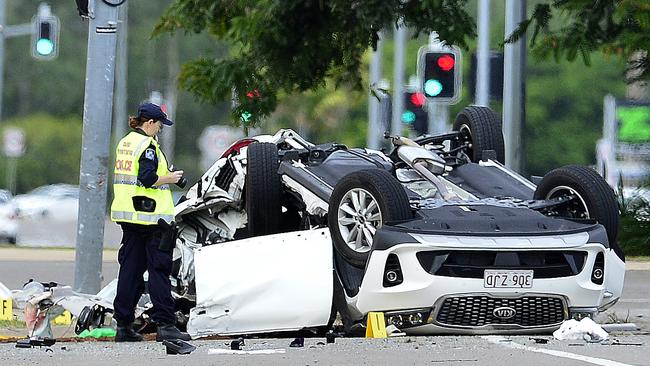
[144,148,155,160]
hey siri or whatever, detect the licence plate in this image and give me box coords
[484,270,533,288]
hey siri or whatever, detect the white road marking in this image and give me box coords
[617,299,650,303]
[482,336,637,366]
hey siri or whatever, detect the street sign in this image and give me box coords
[3,128,26,157]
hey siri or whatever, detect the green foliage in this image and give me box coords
[0,115,82,193]
[0,319,26,328]
[507,0,649,82]
[266,84,368,147]
[154,0,476,126]
[525,54,626,176]
[617,185,650,256]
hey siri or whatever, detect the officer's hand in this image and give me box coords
[168,170,184,184]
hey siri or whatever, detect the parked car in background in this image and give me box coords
[0,189,18,244]
[13,184,79,220]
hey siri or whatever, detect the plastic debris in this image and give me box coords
[529,337,549,344]
[326,331,336,344]
[289,337,304,347]
[230,338,245,350]
[15,337,56,348]
[76,327,117,339]
[386,324,406,337]
[553,318,609,342]
[163,339,196,355]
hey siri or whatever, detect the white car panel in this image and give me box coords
[188,229,334,337]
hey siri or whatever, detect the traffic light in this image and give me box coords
[402,91,428,136]
[417,48,462,103]
[232,89,261,124]
[31,15,59,60]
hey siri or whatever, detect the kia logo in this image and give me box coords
[493,306,516,320]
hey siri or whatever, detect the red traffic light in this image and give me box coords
[246,89,261,99]
[409,92,426,107]
[437,55,455,71]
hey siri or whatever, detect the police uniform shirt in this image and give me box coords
[134,128,159,188]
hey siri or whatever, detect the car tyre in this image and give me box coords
[328,169,412,268]
[246,142,282,236]
[452,106,505,164]
[534,165,623,260]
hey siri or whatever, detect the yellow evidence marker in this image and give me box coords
[365,311,388,338]
[53,310,72,325]
[0,298,12,321]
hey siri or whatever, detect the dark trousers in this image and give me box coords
[113,223,175,326]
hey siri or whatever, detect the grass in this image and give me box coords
[0,319,26,328]
[0,244,117,251]
[627,256,650,262]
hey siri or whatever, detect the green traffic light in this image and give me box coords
[424,79,443,97]
[401,110,416,124]
[240,111,252,123]
[36,38,54,56]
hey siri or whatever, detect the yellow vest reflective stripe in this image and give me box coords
[110,131,175,225]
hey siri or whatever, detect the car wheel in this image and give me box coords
[534,165,623,260]
[451,106,505,164]
[246,142,282,236]
[328,169,412,268]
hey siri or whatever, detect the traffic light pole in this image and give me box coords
[367,32,383,150]
[74,0,120,294]
[503,0,527,173]
[391,22,406,137]
[0,0,5,122]
[475,0,491,107]
[112,1,128,151]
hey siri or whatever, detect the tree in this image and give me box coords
[507,0,649,84]
[153,0,476,125]
[0,115,82,193]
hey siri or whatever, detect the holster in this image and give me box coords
[158,219,177,252]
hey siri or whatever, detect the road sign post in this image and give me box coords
[3,127,25,194]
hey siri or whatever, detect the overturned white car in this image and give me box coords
[172,106,625,337]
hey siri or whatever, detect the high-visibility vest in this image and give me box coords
[110,131,174,225]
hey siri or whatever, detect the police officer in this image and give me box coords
[110,102,190,342]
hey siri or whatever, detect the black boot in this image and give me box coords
[115,324,144,342]
[156,324,191,342]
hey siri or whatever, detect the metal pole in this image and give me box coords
[428,103,449,135]
[6,157,15,193]
[113,1,128,147]
[0,0,6,122]
[367,33,383,150]
[476,0,490,106]
[162,34,178,162]
[602,95,617,186]
[391,22,406,137]
[503,0,527,172]
[74,0,120,294]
